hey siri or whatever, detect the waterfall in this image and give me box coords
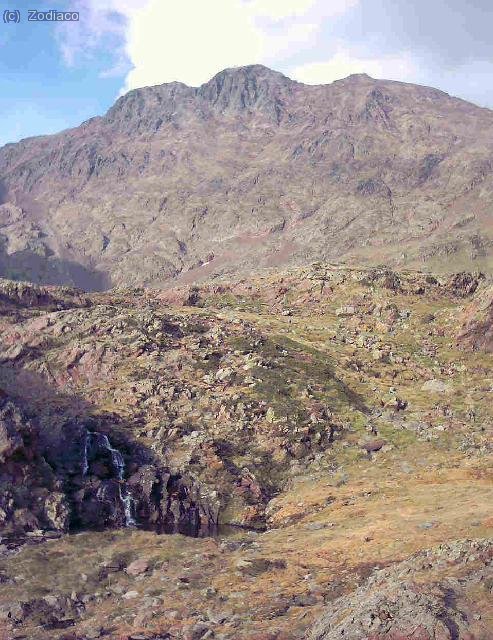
[83,430,136,527]
[122,492,136,527]
[97,433,125,480]
[82,431,90,476]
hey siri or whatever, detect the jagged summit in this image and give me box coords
[197,64,294,115]
[107,65,379,121]
[200,63,292,86]
[104,65,294,128]
[109,65,294,120]
[340,72,373,80]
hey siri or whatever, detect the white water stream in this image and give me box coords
[83,431,136,526]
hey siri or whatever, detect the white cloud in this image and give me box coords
[290,49,420,85]
[123,0,263,90]
[121,0,334,92]
[56,0,360,94]
[51,0,493,114]
[56,0,143,69]
[243,0,358,20]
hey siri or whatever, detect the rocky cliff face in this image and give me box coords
[457,283,493,352]
[0,392,70,532]
[0,390,218,537]
[1,65,493,289]
[0,279,219,536]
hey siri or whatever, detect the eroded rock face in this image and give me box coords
[446,272,484,298]
[0,277,90,310]
[307,539,493,640]
[457,284,493,353]
[127,465,219,536]
[0,392,25,462]
[0,393,70,533]
[63,427,219,535]
[0,393,218,536]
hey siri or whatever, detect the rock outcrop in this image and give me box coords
[0,277,90,310]
[307,539,493,640]
[457,283,493,352]
[0,392,219,536]
[0,392,70,532]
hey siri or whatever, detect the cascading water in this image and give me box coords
[122,493,136,526]
[83,431,136,527]
[82,431,90,476]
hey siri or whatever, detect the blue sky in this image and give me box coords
[1,0,493,148]
[0,0,128,146]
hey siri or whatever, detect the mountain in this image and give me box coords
[1,65,493,290]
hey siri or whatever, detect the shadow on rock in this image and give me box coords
[0,239,110,292]
[0,365,219,539]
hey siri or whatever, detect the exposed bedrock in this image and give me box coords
[0,394,219,537]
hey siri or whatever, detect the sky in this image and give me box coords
[1,0,493,146]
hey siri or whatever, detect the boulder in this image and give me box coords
[125,558,149,577]
[336,305,356,317]
[421,379,452,394]
[43,492,71,531]
[361,439,386,454]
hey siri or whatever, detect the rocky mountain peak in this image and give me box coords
[197,64,295,118]
[344,72,373,81]
[104,65,295,131]
[105,81,196,132]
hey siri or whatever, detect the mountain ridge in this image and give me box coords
[1,64,493,290]
[3,64,489,150]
